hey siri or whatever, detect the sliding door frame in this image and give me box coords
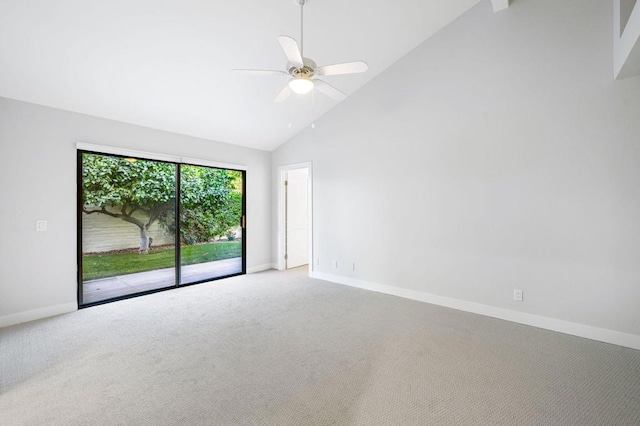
[77,144,246,308]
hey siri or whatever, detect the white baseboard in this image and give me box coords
[0,302,77,328]
[247,263,276,274]
[311,271,640,351]
[1,267,275,328]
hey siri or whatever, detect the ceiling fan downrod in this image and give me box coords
[299,0,306,58]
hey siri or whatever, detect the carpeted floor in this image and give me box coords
[1,268,639,425]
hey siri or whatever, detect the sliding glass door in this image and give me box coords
[78,151,245,306]
[178,164,244,284]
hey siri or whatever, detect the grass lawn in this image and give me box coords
[83,241,241,280]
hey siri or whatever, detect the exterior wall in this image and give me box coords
[81,208,174,253]
[81,211,244,253]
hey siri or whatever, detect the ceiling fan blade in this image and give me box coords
[274,85,292,103]
[233,69,287,76]
[316,61,369,76]
[314,80,346,101]
[278,35,303,68]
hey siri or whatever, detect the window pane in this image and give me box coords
[80,153,176,304]
[179,165,243,284]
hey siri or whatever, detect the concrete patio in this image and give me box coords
[82,257,242,304]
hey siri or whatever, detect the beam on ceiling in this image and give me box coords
[615,0,640,79]
[491,0,510,13]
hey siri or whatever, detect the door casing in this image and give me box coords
[277,162,313,272]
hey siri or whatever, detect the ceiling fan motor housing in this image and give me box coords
[288,58,317,78]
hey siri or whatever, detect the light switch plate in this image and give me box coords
[513,289,523,301]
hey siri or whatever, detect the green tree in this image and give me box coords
[176,166,242,244]
[82,154,242,253]
[82,155,176,253]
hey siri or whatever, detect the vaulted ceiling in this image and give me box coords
[0,0,485,151]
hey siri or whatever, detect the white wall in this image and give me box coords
[272,0,640,345]
[0,97,272,325]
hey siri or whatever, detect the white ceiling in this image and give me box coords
[0,0,480,151]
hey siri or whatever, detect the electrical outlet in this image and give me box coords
[352,262,356,271]
[316,258,320,266]
[513,289,523,301]
[332,260,338,269]
[36,220,47,232]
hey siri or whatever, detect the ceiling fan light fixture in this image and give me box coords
[288,76,314,94]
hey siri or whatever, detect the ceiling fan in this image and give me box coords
[233,0,368,103]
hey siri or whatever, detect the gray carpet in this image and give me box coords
[1,268,639,425]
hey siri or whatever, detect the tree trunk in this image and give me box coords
[139,225,150,254]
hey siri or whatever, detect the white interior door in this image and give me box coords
[286,168,309,269]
